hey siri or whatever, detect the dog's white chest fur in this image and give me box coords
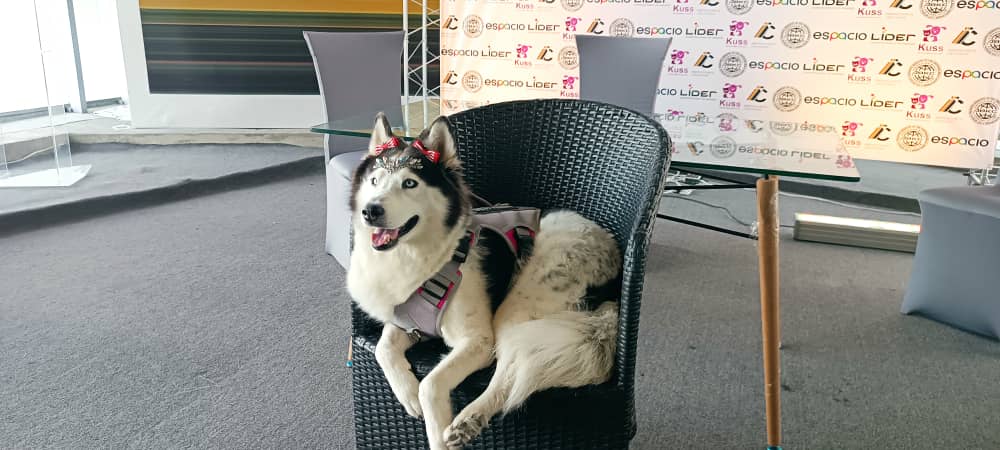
[346,224,472,327]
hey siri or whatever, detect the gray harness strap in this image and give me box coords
[392,206,540,341]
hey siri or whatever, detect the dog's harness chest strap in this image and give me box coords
[391,206,540,341]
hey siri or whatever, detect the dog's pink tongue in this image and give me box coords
[371,228,400,247]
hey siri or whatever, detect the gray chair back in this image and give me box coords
[575,36,671,115]
[303,31,405,159]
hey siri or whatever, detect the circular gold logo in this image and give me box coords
[919,0,953,19]
[769,121,797,136]
[710,136,738,159]
[463,15,484,38]
[773,86,802,112]
[726,0,754,15]
[897,126,929,151]
[462,71,483,93]
[781,22,810,49]
[609,18,634,37]
[558,46,579,69]
[984,28,1000,57]
[908,59,940,87]
[562,0,585,11]
[719,52,747,77]
[969,97,999,125]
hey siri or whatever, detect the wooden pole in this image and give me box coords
[756,176,782,450]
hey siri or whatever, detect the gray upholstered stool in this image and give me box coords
[901,183,1000,339]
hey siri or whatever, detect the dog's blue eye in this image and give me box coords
[402,179,418,189]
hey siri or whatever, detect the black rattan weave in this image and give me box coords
[351,99,673,449]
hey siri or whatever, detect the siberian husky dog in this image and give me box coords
[346,113,622,449]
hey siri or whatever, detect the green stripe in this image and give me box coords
[140,9,438,28]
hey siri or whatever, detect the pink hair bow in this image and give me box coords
[373,137,402,156]
[411,140,441,164]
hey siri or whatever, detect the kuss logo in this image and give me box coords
[909,93,934,118]
[842,121,863,136]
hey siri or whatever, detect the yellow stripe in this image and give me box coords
[139,0,440,14]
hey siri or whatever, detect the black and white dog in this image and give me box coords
[346,113,622,449]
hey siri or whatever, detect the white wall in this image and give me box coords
[0,1,61,113]
[76,0,128,103]
[0,0,128,115]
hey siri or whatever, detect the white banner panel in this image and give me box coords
[440,0,1000,169]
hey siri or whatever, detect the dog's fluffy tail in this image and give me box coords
[497,301,618,412]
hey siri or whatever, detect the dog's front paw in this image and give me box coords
[392,380,423,418]
[444,413,486,448]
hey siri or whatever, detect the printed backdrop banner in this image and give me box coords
[439,0,1000,169]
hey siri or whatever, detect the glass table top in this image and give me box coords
[312,113,860,182]
[663,115,860,182]
[311,122,424,140]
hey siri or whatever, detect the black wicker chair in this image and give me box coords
[351,99,673,449]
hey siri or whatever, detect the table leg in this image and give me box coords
[756,176,782,450]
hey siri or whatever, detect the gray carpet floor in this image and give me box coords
[2,173,998,449]
[0,143,320,215]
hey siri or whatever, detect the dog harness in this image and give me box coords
[392,205,540,341]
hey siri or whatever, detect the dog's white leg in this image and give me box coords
[444,358,513,448]
[418,336,493,450]
[374,325,422,418]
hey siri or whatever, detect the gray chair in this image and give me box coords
[901,183,1000,339]
[304,31,404,268]
[575,35,672,115]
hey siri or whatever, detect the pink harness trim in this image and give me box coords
[391,206,540,340]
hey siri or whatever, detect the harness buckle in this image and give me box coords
[407,328,423,343]
[452,231,475,263]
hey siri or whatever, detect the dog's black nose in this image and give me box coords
[362,203,385,223]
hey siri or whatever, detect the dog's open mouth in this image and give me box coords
[371,215,419,251]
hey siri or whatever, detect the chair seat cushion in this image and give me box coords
[919,185,1000,219]
[329,151,367,180]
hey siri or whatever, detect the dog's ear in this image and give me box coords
[420,116,459,169]
[367,112,397,156]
